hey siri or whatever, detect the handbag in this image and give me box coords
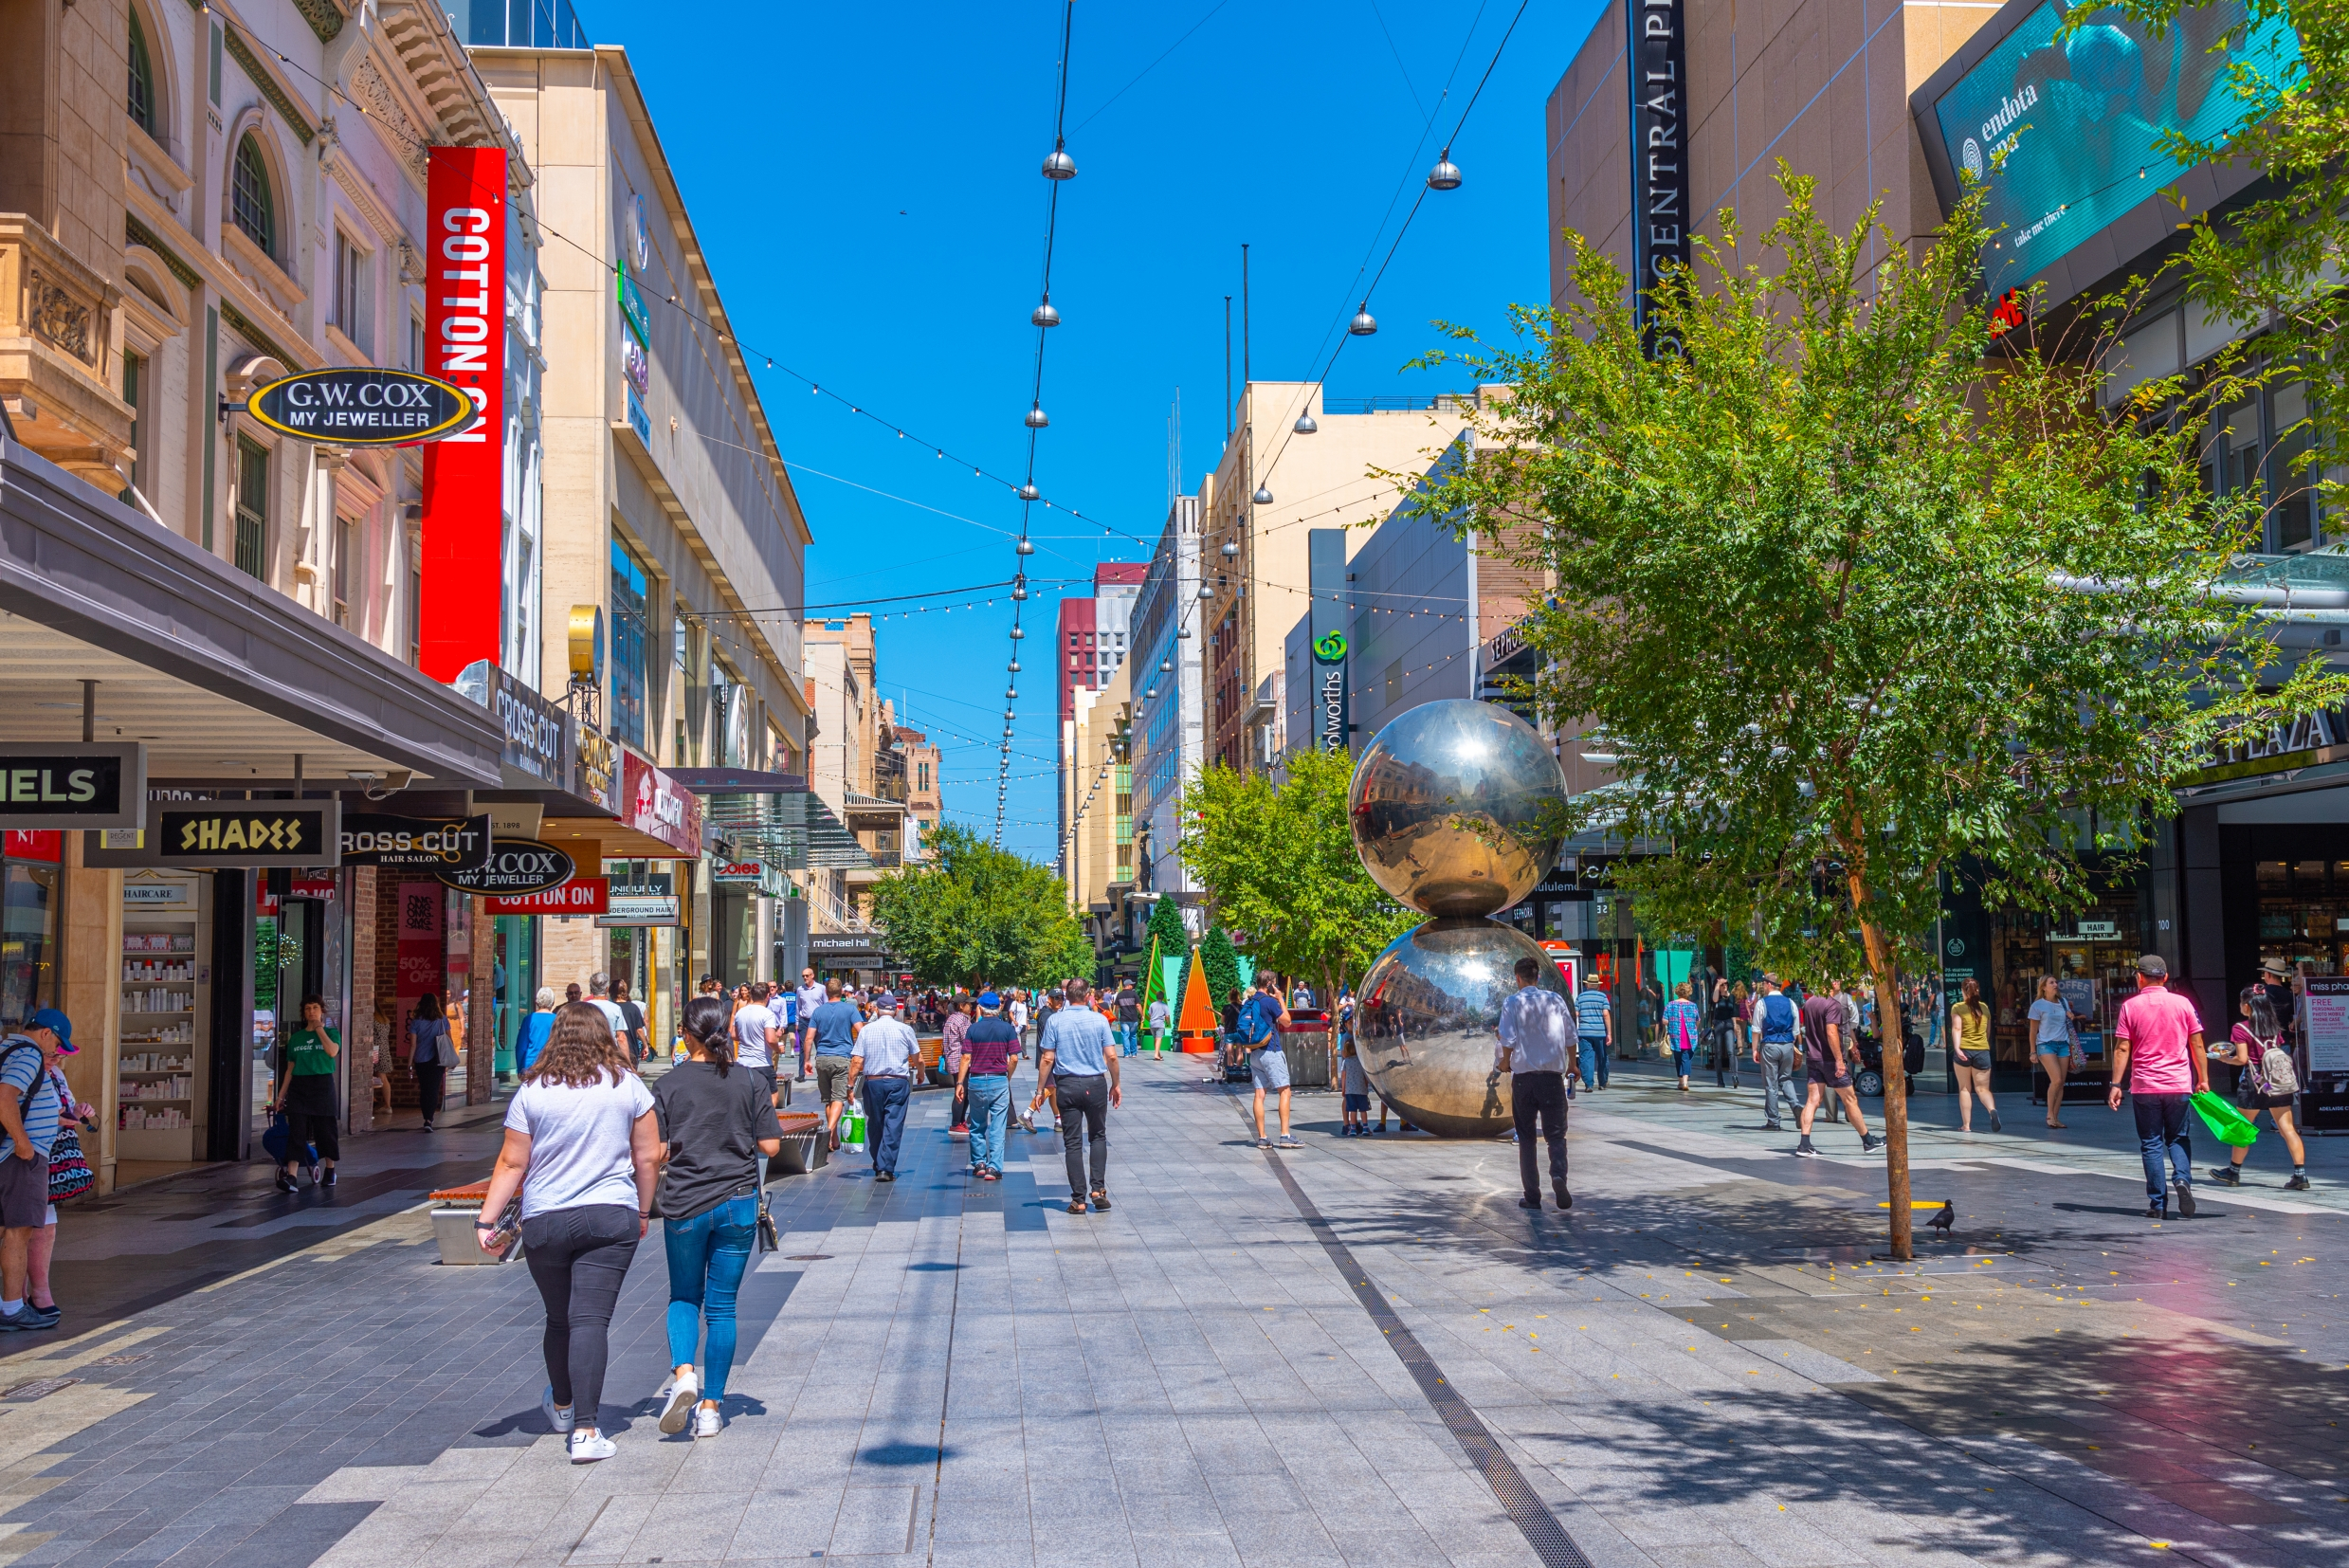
[46,1125,93,1203]
[756,1190,779,1252]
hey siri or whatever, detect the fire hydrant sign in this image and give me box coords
[245,368,478,446]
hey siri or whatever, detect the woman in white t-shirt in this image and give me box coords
[477,1002,659,1465]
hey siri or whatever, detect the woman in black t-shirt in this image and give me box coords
[652,995,782,1440]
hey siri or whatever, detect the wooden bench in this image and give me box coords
[774,1110,828,1176]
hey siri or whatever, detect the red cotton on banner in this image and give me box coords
[486,878,609,917]
[419,147,506,682]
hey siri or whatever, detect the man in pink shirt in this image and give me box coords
[2108,954,2211,1220]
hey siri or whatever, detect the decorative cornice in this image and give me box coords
[222,27,317,145]
[219,300,300,377]
[292,0,345,46]
[124,212,203,293]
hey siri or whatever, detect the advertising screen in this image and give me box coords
[1928,2,2300,296]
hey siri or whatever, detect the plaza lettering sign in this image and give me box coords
[439,838,574,897]
[245,368,477,446]
[1628,0,1689,356]
[488,876,608,916]
[338,812,492,872]
[87,802,341,868]
[2195,704,2349,783]
[0,742,144,830]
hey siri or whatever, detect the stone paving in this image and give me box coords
[0,1056,2337,1568]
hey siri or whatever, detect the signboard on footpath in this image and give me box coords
[418,146,507,682]
[488,876,608,917]
[0,743,146,830]
[2306,976,2349,1076]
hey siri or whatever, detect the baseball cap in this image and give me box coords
[28,1008,73,1052]
[2135,953,2169,977]
[872,991,899,1010]
[976,991,1002,1009]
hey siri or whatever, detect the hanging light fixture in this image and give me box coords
[1008,659,1022,672]
[1042,139,1077,179]
[1031,299,1061,327]
[1025,403,1050,428]
[1144,686,1158,700]
[1006,687,1019,700]
[1018,483,1041,501]
[1159,658,1173,673]
[1011,578,1029,600]
[1253,484,1273,505]
[1350,302,1377,336]
[1427,151,1463,191]
[1015,538,1035,555]
[1011,627,1025,640]
[1293,411,1318,434]
[1176,625,1192,639]
[1197,582,1213,599]
[1221,538,1239,558]
[1004,710,1017,721]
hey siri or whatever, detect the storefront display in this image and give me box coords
[1,831,60,1028]
[118,870,206,1165]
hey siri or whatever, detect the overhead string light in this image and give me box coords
[1002,0,1081,851]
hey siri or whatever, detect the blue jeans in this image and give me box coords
[1576,1037,1609,1087]
[2132,1093,2194,1203]
[862,1075,912,1174]
[662,1193,756,1399]
[965,1073,1011,1172]
[1114,1022,1138,1055]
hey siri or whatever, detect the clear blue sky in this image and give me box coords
[574,0,1606,864]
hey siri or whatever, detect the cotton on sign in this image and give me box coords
[418,147,505,681]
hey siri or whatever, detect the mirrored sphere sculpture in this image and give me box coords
[1353,918,1569,1137]
[1349,699,1566,917]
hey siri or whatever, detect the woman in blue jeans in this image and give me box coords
[653,995,782,1439]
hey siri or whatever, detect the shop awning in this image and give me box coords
[0,427,503,787]
[665,767,873,870]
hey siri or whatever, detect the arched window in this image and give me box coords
[127,8,156,137]
[231,134,274,254]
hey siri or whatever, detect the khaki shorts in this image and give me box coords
[815,1056,855,1105]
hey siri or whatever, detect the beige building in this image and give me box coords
[1197,382,1474,772]
[1061,649,1132,930]
[800,614,905,932]
[1547,0,1998,312]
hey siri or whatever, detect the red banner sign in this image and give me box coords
[396,880,445,1012]
[487,877,608,917]
[2,831,60,863]
[418,146,506,682]
[621,754,702,858]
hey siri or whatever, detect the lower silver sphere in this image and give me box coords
[1349,699,1566,918]
[1353,917,1570,1138]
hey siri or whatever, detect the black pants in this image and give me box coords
[285,1108,339,1164]
[413,1064,447,1124]
[1513,1070,1568,1199]
[1054,1073,1109,1195]
[521,1203,640,1423]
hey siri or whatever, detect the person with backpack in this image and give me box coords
[2212,985,2310,1192]
[1662,981,1703,1091]
[408,994,452,1132]
[0,1009,71,1332]
[1751,975,1801,1132]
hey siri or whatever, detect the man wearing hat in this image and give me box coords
[847,992,919,1182]
[2258,959,2300,1054]
[0,1009,72,1331]
[2108,955,2211,1220]
[958,993,1021,1178]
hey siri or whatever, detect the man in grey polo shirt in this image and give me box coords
[1497,957,1574,1211]
[848,993,918,1182]
[1035,979,1120,1215]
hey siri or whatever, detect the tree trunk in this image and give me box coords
[1852,903,1913,1261]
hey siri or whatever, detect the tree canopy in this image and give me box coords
[866,823,1095,992]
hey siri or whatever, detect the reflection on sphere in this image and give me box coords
[1354,917,1571,1138]
[1348,699,1566,917]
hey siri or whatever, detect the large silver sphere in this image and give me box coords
[1349,699,1566,917]
[1354,918,1569,1138]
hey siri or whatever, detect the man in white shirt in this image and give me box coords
[585,972,631,1062]
[732,981,781,1106]
[847,993,919,1181]
[793,968,826,1082]
[1008,991,1031,1055]
[1146,995,1171,1059]
[1496,957,1575,1212]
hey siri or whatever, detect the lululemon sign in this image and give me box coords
[419,147,506,681]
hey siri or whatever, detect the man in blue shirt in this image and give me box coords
[1574,978,1612,1091]
[0,1009,69,1332]
[1036,979,1120,1214]
[1238,974,1298,1149]
[809,979,865,1151]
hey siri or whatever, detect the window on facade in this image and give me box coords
[120,351,144,502]
[407,314,424,373]
[231,135,274,254]
[128,9,156,137]
[233,439,268,578]
[332,231,369,354]
[334,517,354,627]
[610,538,650,750]
[2274,384,2320,552]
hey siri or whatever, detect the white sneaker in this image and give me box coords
[692,1404,722,1438]
[658,1369,700,1435]
[568,1429,615,1464]
[542,1388,575,1434]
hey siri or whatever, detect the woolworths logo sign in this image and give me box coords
[1313,630,1346,663]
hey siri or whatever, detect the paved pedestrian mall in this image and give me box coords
[0,1060,2342,1568]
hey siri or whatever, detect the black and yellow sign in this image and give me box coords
[85,801,341,869]
[246,368,478,446]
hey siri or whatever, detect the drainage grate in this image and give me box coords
[88,1354,150,1367]
[785,1254,834,1262]
[1,1377,78,1401]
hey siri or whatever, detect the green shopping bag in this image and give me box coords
[2190,1090,2260,1148]
[839,1103,867,1149]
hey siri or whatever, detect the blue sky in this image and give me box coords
[573,0,1606,864]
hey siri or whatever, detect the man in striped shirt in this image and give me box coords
[1574,978,1612,1091]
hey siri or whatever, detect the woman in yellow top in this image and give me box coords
[271,994,341,1190]
[1948,977,2000,1134]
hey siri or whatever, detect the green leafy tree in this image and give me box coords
[1179,748,1417,1012]
[1200,924,1241,1014]
[868,823,1095,994]
[1142,894,1189,1008]
[1409,169,2341,1257]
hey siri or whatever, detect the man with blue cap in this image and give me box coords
[956,993,1021,1179]
[0,1009,72,1331]
[847,993,918,1182]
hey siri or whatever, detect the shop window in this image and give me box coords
[0,858,58,1028]
[610,538,650,750]
[127,8,157,137]
[233,438,268,579]
[231,134,275,256]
